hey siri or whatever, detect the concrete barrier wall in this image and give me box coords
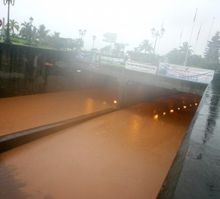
[157,71,220,199]
[0,43,79,97]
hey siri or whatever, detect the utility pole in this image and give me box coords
[184,8,197,66]
[79,29,86,41]
[3,0,15,44]
[151,26,165,54]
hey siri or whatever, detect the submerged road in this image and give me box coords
[0,89,117,137]
[0,100,197,199]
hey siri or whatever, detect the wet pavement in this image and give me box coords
[0,100,196,199]
[157,71,220,199]
[0,89,116,137]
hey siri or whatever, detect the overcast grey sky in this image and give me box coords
[1,0,219,55]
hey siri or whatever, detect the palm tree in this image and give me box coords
[20,17,36,44]
[167,42,193,65]
[112,43,127,57]
[78,29,86,48]
[20,21,30,39]
[151,27,165,53]
[138,40,153,54]
[179,42,192,55]
[8,19,19,36]
[38,24,50,44]
[78,29,86,40]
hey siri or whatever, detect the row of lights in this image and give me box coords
[153,102,198,120]
[111,100,199,120]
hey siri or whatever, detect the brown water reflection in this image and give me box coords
[0,89,116,136]
[0,97,197,199]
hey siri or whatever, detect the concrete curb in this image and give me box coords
[0,107,116,153]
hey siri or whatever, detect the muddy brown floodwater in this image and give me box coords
[0,89,116,136]
[0,101,196,199]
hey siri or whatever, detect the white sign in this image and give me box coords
[159,63,214,84]
[126,61,157,74]
[100,56,124,66]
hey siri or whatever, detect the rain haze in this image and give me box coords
[1,0,220,199]
[1,0,220,55]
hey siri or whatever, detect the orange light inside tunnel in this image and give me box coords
[154,114,159,120]
[170,109,174,113]
[178,107,181,110]
[183,105,187,109]
[113,100,118,104]
[195,103,198,106]
[190,104,192,107]
[163,112,166,116]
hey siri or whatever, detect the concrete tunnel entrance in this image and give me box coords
[0,65,203,199]
[59,67,202,108]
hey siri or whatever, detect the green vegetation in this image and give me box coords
[127,41,158,65]
[1,16,219,70]
[204,32,220,70]
[0,17,84,51]
[167,42,193,66]
[166,33,220,70]
[126,33,220,70]
[137,40,153,54]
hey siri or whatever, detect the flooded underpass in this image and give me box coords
[0,93,200,199]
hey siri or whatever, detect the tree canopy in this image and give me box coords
[204,32,220,70]
[0,17,85,51]
[167,42,192,65]
[1,16,220,70]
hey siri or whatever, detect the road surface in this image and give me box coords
[0,99,196,199]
